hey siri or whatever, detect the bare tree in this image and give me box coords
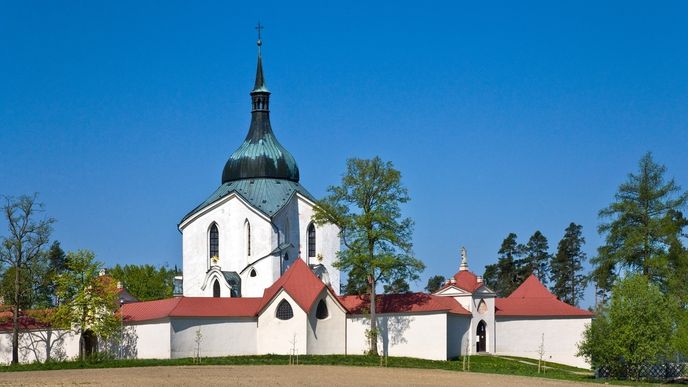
[0,194,54,364]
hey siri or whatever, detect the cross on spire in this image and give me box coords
[256,22,264,45]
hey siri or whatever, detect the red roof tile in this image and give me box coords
[339,293,471,315]
[121,297,181,322]
[496,275,593,317]
[258,259,332,313]
[169,297,262,318]
[452,270,483,292]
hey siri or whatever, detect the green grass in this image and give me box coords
[0,354,659,385]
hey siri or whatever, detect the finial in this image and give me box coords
[256,22,264,47]
[460,246,469,271]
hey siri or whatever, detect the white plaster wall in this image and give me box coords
[346,313,448,361]
[495,317,591,368]
[257,291,307,355]
[0,329,80,364]
[446,314,471,358]
[467,293,496,354]
[180,195,277,297]
[271,196,299,275]
[170,317,257,358]
[306,290,346,355]
[128,320,171,359]
[296,196,341,293]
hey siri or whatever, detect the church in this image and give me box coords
[0,37,593,368]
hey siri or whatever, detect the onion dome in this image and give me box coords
[221,36,300,183]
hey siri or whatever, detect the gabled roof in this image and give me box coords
[258,259,332,313]
[339,293,471,316]
[179,178,315,225]
[438,270,491,294]
[495,275,593,318]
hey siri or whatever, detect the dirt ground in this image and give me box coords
[0,365,599,386]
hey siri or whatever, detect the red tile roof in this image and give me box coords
[121,297,181,322]
[452,270,483,292]
[170,297,262,318]
[339,293,471,316]
[495,275,594,317]
[258,259,332,313]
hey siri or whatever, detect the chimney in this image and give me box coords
[450,278,456,284]
[477,276,483,283]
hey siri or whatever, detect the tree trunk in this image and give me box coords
[11,265,20,365]
[368,274,378,356]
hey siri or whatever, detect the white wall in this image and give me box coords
[306,290,346,355]
[0,329,79,364]
[170,317,257,358]
[180,194,277,298]
[127,320,171,359]
[257,291,307,355]
[446,314,471,358]
[496,317,591,368]
[347,313,448,361]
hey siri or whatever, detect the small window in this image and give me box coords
[307,223,316,258]
[284,253,289,261]
[245,220,251,257]
[316,299,328,320]
[213,279,220,298]
[250,268,257,277]
[209,223,219,262]
[276,299,293,320]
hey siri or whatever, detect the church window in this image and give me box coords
[250,268,257,277]
[316,299,328,320]
[209,223,219,263]
[276,299,293,320]
[245,220,251,257]
[307,223,316,258]
[212,279,220,298]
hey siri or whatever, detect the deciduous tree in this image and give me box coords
[313,157,424,355]
[0,194,54,364]
[109,264,175,301]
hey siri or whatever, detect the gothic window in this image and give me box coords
[245,220,251,257]
[250,268,257,277]
[316,299,328,320]
[209,223,219,263]
[213,279,220,298]
[276,299,293,320]
[307,223,316,258]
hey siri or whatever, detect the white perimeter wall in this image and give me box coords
[347,313,448,361]
[128,320,171,359]
[170,317,257,358]
[446,314,471,358]
[257,291,307,355]
[0,329,79,364]
[306,290,346,355]
[496,317,591,368]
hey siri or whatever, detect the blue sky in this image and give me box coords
[1,1,687,306]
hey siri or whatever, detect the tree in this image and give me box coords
[0,194,54,364]
[592,153,687,295]
[383,278,410,294]
[550,223,586,306]
[46,241,67,305]
[343,266,369,295]
[109,264,175,301]
[312,157,425,355]
[520,231,551,285]
[424,275,445,294]
[578,275,675,379]
[483,233,523,296]
[53,250,120,361]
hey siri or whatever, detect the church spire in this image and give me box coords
[252,22,269,95]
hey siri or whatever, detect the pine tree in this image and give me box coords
[592,153,687,296]
[424,275,445,294]
[520,231,551,285]
[484,233,523,297]
[550,223,586,306]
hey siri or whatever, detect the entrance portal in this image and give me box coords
[476,320,487,353]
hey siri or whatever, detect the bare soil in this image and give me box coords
[1,365,595,386]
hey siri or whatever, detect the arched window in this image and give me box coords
[245,220,251,257]
[249,268,257,277]
[276,299,293,320]
[477,299,487,315]
[212,279,220,298]
[307,223,316,259]
[209,223,219,264]
[316,299,328,320]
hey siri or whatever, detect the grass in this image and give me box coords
[0,354,658,385]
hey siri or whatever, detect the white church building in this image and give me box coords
[0,39,593,368]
